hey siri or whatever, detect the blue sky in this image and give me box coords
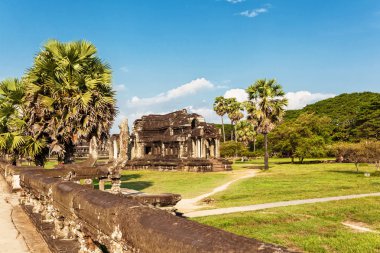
[1,0,379,132]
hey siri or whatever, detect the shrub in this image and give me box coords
[333,141,380,171]
[220,141,245,157]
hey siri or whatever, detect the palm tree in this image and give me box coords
[0,78,46,165]
[213,96,228,142]
[246,79,288,169]
[226,98,244,142]
[24,40,117,164]
[236,120,256,148]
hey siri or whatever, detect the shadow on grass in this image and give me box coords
[120,174,142,181]
[241,165,266,170]
[274,160,331,165]
[120,181,153,191]
[96,181,153,191]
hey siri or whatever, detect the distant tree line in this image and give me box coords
[215,90,380,166]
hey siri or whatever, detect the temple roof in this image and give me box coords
[132,109,220,142]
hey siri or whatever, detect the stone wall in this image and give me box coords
[0,162,294,253]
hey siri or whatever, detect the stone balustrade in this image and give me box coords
[0,162,295,253]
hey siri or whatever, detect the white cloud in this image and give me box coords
[226,0,245,3]
[127,78,214,107]
[224,88,248,102]
[240,7,268,18]
[222,89,335,110]
[114,84,126,91]
[285,91,335,110]
[186,106,220,122]
[120,66,129,73]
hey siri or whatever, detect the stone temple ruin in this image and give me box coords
[111,109,232,172]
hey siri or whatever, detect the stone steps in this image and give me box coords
[210,159,232,171]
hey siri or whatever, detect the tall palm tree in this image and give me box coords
[246,79,288,169]
[24,40,117,163]
[236,120,256,147]
[226,98,244,142]
[213,96,228,142]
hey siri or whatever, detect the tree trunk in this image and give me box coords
[221,116,225,142]
[63,141,75,164]
[253,139,256,152]
[291,156,294,163]
[264,133,269,170]
[234,124,237,142]
[355,162,359,172]
[34,154,45,167]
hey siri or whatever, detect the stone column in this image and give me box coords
[197,139,202,158]
[215,139,220,158]
[108,138,114,163]
[191,139,196,158]
[99,179,105,191]
[113,139,118,160]
[161,142,165,157]
[201,139,206,158]
[210,141,215,158]
[118,119,129,162]
[88,136,98,166]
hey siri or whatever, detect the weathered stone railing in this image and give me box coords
[0,162,294,253]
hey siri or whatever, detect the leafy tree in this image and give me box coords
[213,96,228,142]
[226,98,244,142]
[270,113,332,163]
[246,79,288,169]
[24,40,117,164]
[334,141,380,172]
[236,120,256,148]
[220,141,245,158]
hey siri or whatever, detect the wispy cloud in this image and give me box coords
[114,84,126,91]
[226,0,245,4]
[127,78,214,107]
[239,4,271,18]
[240,8,268,18]
[120,66,129,73]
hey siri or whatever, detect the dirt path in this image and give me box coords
[0,176,30,253]
[185,192,380,218]
[175,169,258,213]
[342,221,379,233]
[0,176,50,253]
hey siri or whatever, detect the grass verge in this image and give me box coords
[194,197,380,253]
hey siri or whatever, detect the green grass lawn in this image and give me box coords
[105,170,239,198]
[194,197,380,253]
[209,160,380,208]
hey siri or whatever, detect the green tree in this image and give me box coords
[270,113,332,163]
[24,40,117,164]
[226,98,244,142]
[236,120,256,148]
[213,96,228,142]
[0,78,46,165]
[220,141,245,158]
[246,79,288,169]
